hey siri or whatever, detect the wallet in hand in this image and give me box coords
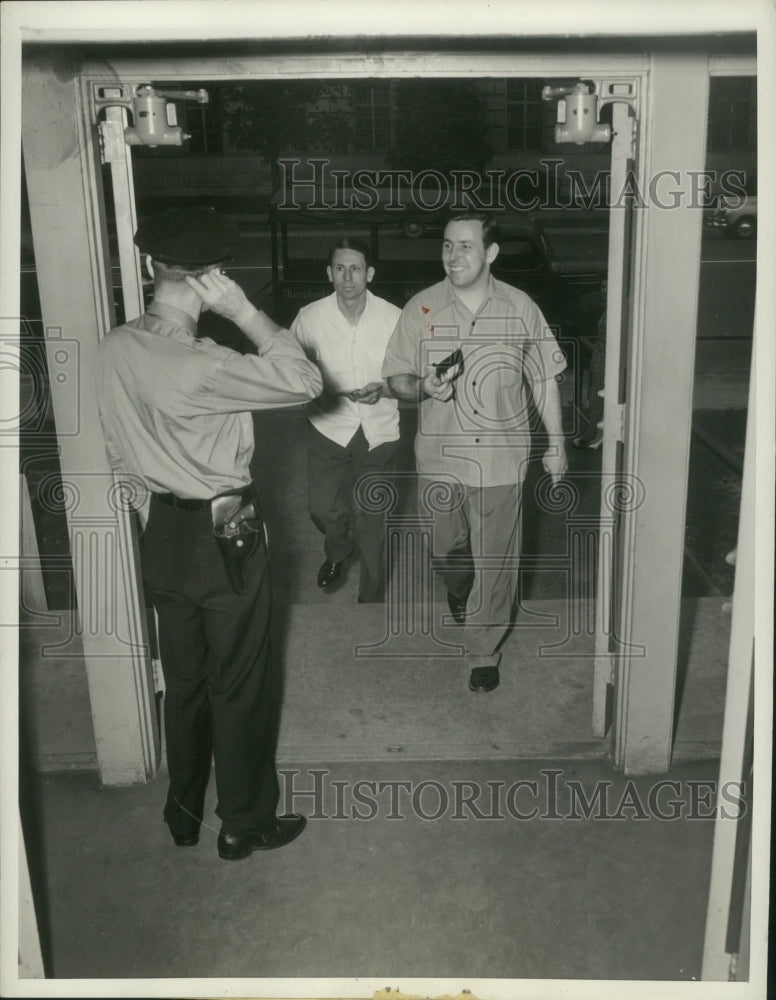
[435,348,464,380]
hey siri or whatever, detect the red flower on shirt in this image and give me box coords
[421,306,430,314]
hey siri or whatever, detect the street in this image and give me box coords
[225,222,756,342]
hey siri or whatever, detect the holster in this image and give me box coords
[211,488,262,594]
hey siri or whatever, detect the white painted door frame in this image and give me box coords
[21,55,160,785]
[26,43,756,783]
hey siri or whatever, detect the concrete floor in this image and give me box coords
[23,757,719,983]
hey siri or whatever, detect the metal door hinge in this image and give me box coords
[615,401,626,442]
[600,396,626,443]
[595,652,616,685]
[98,120,126,165]
[152,657,165,695]
[613,117,638,161]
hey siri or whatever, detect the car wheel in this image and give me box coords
[731,215,756,239]
[403,220,424,239]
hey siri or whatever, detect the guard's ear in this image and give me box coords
[486,242,500,265]
[326,265,334,284]
[366,266,375,284]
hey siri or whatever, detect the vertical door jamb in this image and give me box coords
[22,55,159,785]
[592,96,636,738]
[612,53,710,773]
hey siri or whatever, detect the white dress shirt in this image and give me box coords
[291,290,401,450]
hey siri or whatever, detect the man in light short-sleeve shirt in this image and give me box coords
[382,212,568,693]
[292,237,401,603]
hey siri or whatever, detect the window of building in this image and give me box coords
[505,79,545,151]
[707,77,757,153]
[179,94,225,154]
[353,82,392,151]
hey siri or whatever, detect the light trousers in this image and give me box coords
[425,480,523,667]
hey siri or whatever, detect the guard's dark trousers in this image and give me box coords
[141,496,279,838]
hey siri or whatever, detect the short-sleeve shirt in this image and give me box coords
[382,276,567,487]
[291,290,401,450]
[96,301,322,501]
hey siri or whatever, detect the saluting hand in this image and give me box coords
[185,270,255,326]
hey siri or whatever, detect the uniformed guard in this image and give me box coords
[97,206,323,859]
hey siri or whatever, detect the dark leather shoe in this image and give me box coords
[317,559,344,589]
[217,814,307,861]
[447,591,467,625]
[167,824,199,847]
[468,666,500,693]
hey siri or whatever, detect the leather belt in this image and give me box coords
[151,483,261,593]
[153,484,254,512]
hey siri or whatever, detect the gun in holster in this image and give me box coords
[211,486,262,594]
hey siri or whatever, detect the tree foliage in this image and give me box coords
[222,81,356,186]
[387,80,493,177]
[221,78,494,189]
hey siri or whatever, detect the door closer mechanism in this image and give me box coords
[92,83,209,147]
[543,79,638,145]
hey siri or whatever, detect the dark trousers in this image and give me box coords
[140,497,280,837]
[307,423,399,603]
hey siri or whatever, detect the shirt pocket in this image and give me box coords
[465,342,524,395]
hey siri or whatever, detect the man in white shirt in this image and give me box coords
[291,237,402,603]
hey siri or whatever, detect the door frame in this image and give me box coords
[19,41,756,783]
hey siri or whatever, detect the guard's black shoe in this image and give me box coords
[468,666,500,693]
[166,824,199,847]
[447,591,467,625]
[317,559,344,590]
[217,814,307,861]
[573,427,603,449]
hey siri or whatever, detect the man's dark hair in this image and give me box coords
[327,236,375,269]
[445,211,501,249]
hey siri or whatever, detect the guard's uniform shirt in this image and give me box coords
[382,276,567,487]
[95,299,323,839]
[96,301,323,502]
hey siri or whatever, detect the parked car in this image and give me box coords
[704,194,757,239]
